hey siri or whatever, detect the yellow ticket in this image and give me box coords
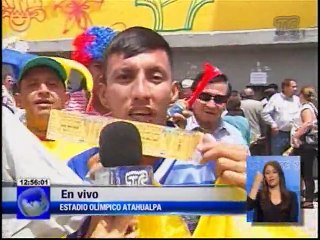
[47,110,203,161]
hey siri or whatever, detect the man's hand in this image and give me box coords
[85,216,138,238]
[197,134,247,189]
[271,126,279,136]
[167,99,192,129]
[87,153,103,180]
[171,110,192,129]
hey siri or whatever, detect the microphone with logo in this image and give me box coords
[94,121,153,186]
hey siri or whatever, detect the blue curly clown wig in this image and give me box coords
[71,26,117,66]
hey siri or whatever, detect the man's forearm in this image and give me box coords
[261,101,277,128]
[261,112,277,128]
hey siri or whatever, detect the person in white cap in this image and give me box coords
[179,78,194,100]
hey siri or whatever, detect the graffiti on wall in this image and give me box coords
[134,0,214,31]
[52,0,105,34]
[2,0,105,33]
[2,0,46,32]
[2,0,316,41]
[3,0,213,35]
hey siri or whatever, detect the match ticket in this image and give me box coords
[47,110,203,161]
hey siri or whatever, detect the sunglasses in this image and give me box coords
[198,92,229,104]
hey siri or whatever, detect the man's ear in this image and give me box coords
[170,81,179,104]
[99,82,110,109]
[64,92,70,107]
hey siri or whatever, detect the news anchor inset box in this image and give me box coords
[16,178,50,220]
[246,156,301,223]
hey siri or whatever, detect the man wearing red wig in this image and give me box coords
[71,26,117,115]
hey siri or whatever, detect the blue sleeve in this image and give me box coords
[67,147,99,180]
[223,117,249,146]
[163,160,216,185]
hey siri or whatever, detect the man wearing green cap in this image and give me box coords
[14,56,92,161]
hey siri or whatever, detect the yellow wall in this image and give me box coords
[2,0,317,41]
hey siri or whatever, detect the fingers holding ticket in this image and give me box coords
[196,134,247,189]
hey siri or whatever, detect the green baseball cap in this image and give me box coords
[18,57,67,84]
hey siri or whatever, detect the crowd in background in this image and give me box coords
[177,77,318,208]
[2,25,318,237]
[3,47,318,207]
[4,62,317,207]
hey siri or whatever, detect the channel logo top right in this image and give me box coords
[273,15,305,41]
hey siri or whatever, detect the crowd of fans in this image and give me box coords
[179,78,318,208]
[2,26,318,237]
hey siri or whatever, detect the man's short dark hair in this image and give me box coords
[230,90,240,97]
[281,78,296,90]
[267,83,278,91]
[191,72,232,97]
[103,26,172,75]
[226,95,242,111]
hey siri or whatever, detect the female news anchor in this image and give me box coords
[247,161,299,222]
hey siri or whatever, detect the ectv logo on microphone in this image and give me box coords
[117,166,154,186]
[125,170,149,185]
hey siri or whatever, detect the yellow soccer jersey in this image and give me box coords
[41,140,93,162]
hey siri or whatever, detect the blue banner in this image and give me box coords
[3,201,246,215]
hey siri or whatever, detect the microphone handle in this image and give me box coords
[94,166,154,186]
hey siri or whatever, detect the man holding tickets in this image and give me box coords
[165,71,248,187]
[68,26,310,237]
[68,28,246,188]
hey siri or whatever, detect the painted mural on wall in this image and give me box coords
[2,0,317,41]
[134,0,214,31]
[2,0,105,34]
[2,0,47,32]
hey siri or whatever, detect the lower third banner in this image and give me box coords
[3,201,245,216]
[3,185,246,218]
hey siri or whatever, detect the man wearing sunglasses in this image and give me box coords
[187,73,247,145]
[161,73,248,188]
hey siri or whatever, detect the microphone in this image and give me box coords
[94,121,153,186]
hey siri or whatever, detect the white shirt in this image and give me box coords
[261,93,300,132]
[261,98,268,106]
[185,115,247,145]
[2,105,86,238]
[2,85,16,112]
